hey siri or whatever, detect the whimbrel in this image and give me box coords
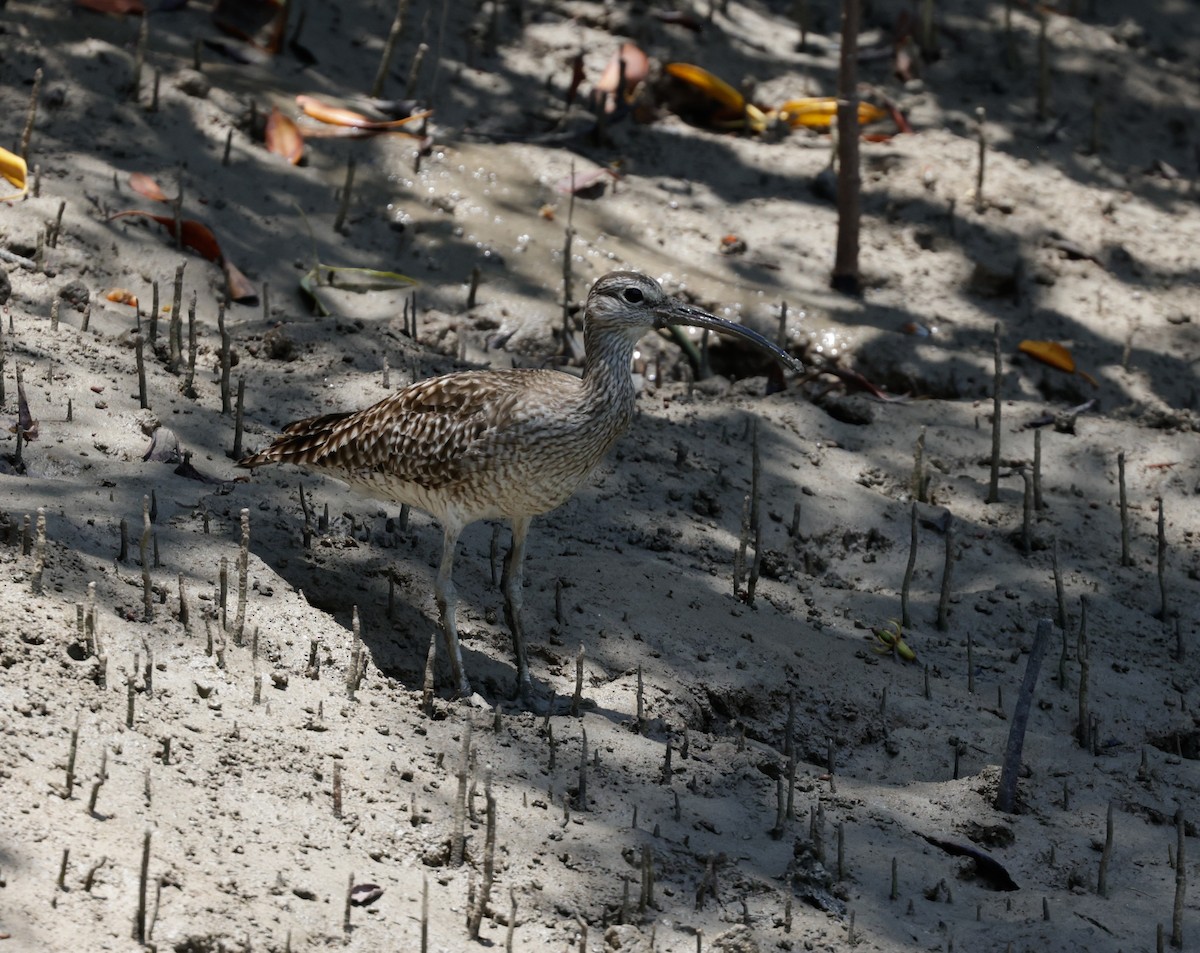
[240,271,800,704]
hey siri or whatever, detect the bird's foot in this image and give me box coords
[450,678,491,710]
[459,691,492,710]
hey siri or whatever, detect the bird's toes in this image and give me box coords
[459,691,492,710]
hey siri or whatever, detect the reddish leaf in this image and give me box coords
[129,172,169,203]
[76,0,145,13]
[108,210,223,261]
[884,100,913,135]
[265,107,304,164]
[109,210,256,305]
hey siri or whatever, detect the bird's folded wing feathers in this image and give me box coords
[298,370,563,488]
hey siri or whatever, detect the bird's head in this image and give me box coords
[585,271,803,373]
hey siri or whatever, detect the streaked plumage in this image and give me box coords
[240,271,800,704]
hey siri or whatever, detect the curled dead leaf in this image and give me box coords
[212,0,287,53]
[296,96,381,129]
[265,107,304,164]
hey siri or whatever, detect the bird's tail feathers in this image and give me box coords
[237,412,354,468]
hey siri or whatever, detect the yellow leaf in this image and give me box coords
[664,63,745,111]
[1018,340,1076,374]
[0,146,28,201]
[778,98,887,129]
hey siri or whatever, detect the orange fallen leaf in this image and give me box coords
[107,211,257,304]
[129,172,169,203]
[719,234,747,255]
[664,65,887,136]
[109,210,223,261]
[106,288,139,307]
[1019,339,1098,387]
[265,107,304,164]
[1019,339,1076,373]
[664,63,745,111]
[295,95,432,132]
[295,96,381,129]
[777,98,887,129]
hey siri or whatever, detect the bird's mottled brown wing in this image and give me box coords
[241,369,567,489]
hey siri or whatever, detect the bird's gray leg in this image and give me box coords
[435,524,472,698]
[502,515,533,700]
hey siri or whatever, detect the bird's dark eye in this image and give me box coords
[622,287,645,304]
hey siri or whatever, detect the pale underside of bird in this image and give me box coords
[240,270,801,707]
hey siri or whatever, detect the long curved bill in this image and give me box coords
[655,300,805,374]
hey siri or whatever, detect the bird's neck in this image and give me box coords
[581,323,641,420]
